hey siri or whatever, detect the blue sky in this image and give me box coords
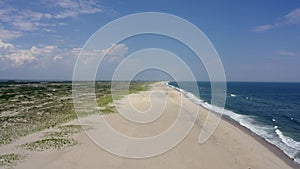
[0,0,300,81]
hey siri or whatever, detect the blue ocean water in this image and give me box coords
[168,81,300,164]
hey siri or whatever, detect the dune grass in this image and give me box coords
[22,124,91,151]
[22,138,77,151]
[0,81,151,145]
[0,153,24,169]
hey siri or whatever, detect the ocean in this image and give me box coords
[168,81,300,164]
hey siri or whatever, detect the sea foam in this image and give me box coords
[167,82,300,164]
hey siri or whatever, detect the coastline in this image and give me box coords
[222,115,300,169]
[166,82,300,169]
[1,81,298,169]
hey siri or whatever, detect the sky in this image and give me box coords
[0,0,300,82]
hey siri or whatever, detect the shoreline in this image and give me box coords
[165,82,300,169]
[1,81,298,169]
[222,115,300,169]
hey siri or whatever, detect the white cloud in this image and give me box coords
[0,40,128,69]
[77,0,103,14]
[0,27,23,41]
[53,10,78,19]
[46,0,103,19]
[278,50,299,57]
[80,44,129,65]
[252,7,300,32]
[51,0,103,19]
[0,40,37,67]
[52,47,81,62]
[0,40,14,51]
[55,0,103,14]
[282,8,300,24]
[103,43,128,63]
[0,0,103,37]
[7,50,37,66]
[0,8,51,31]
[56,0,79,9]
[251,24,275,33]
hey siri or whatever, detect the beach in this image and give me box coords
[1,82,298,169]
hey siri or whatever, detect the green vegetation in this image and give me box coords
[96,81,151,114]
[22,138,77,151]
[0,81,151,145]
[97,94,113,107]
[0,82,75,145]
[22,124,90,151]
[0,153,24,169]
[101,106,115,114]
[129,82,150,94]
[44,124,91,138]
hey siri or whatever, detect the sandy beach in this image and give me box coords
[1,82,298,169]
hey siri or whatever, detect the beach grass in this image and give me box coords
[0,81,151,145]
[44,124,91,138]
[22,124,91,151]
[22,137,77,151]
[0,153,24,168]
[0,81,151,146]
